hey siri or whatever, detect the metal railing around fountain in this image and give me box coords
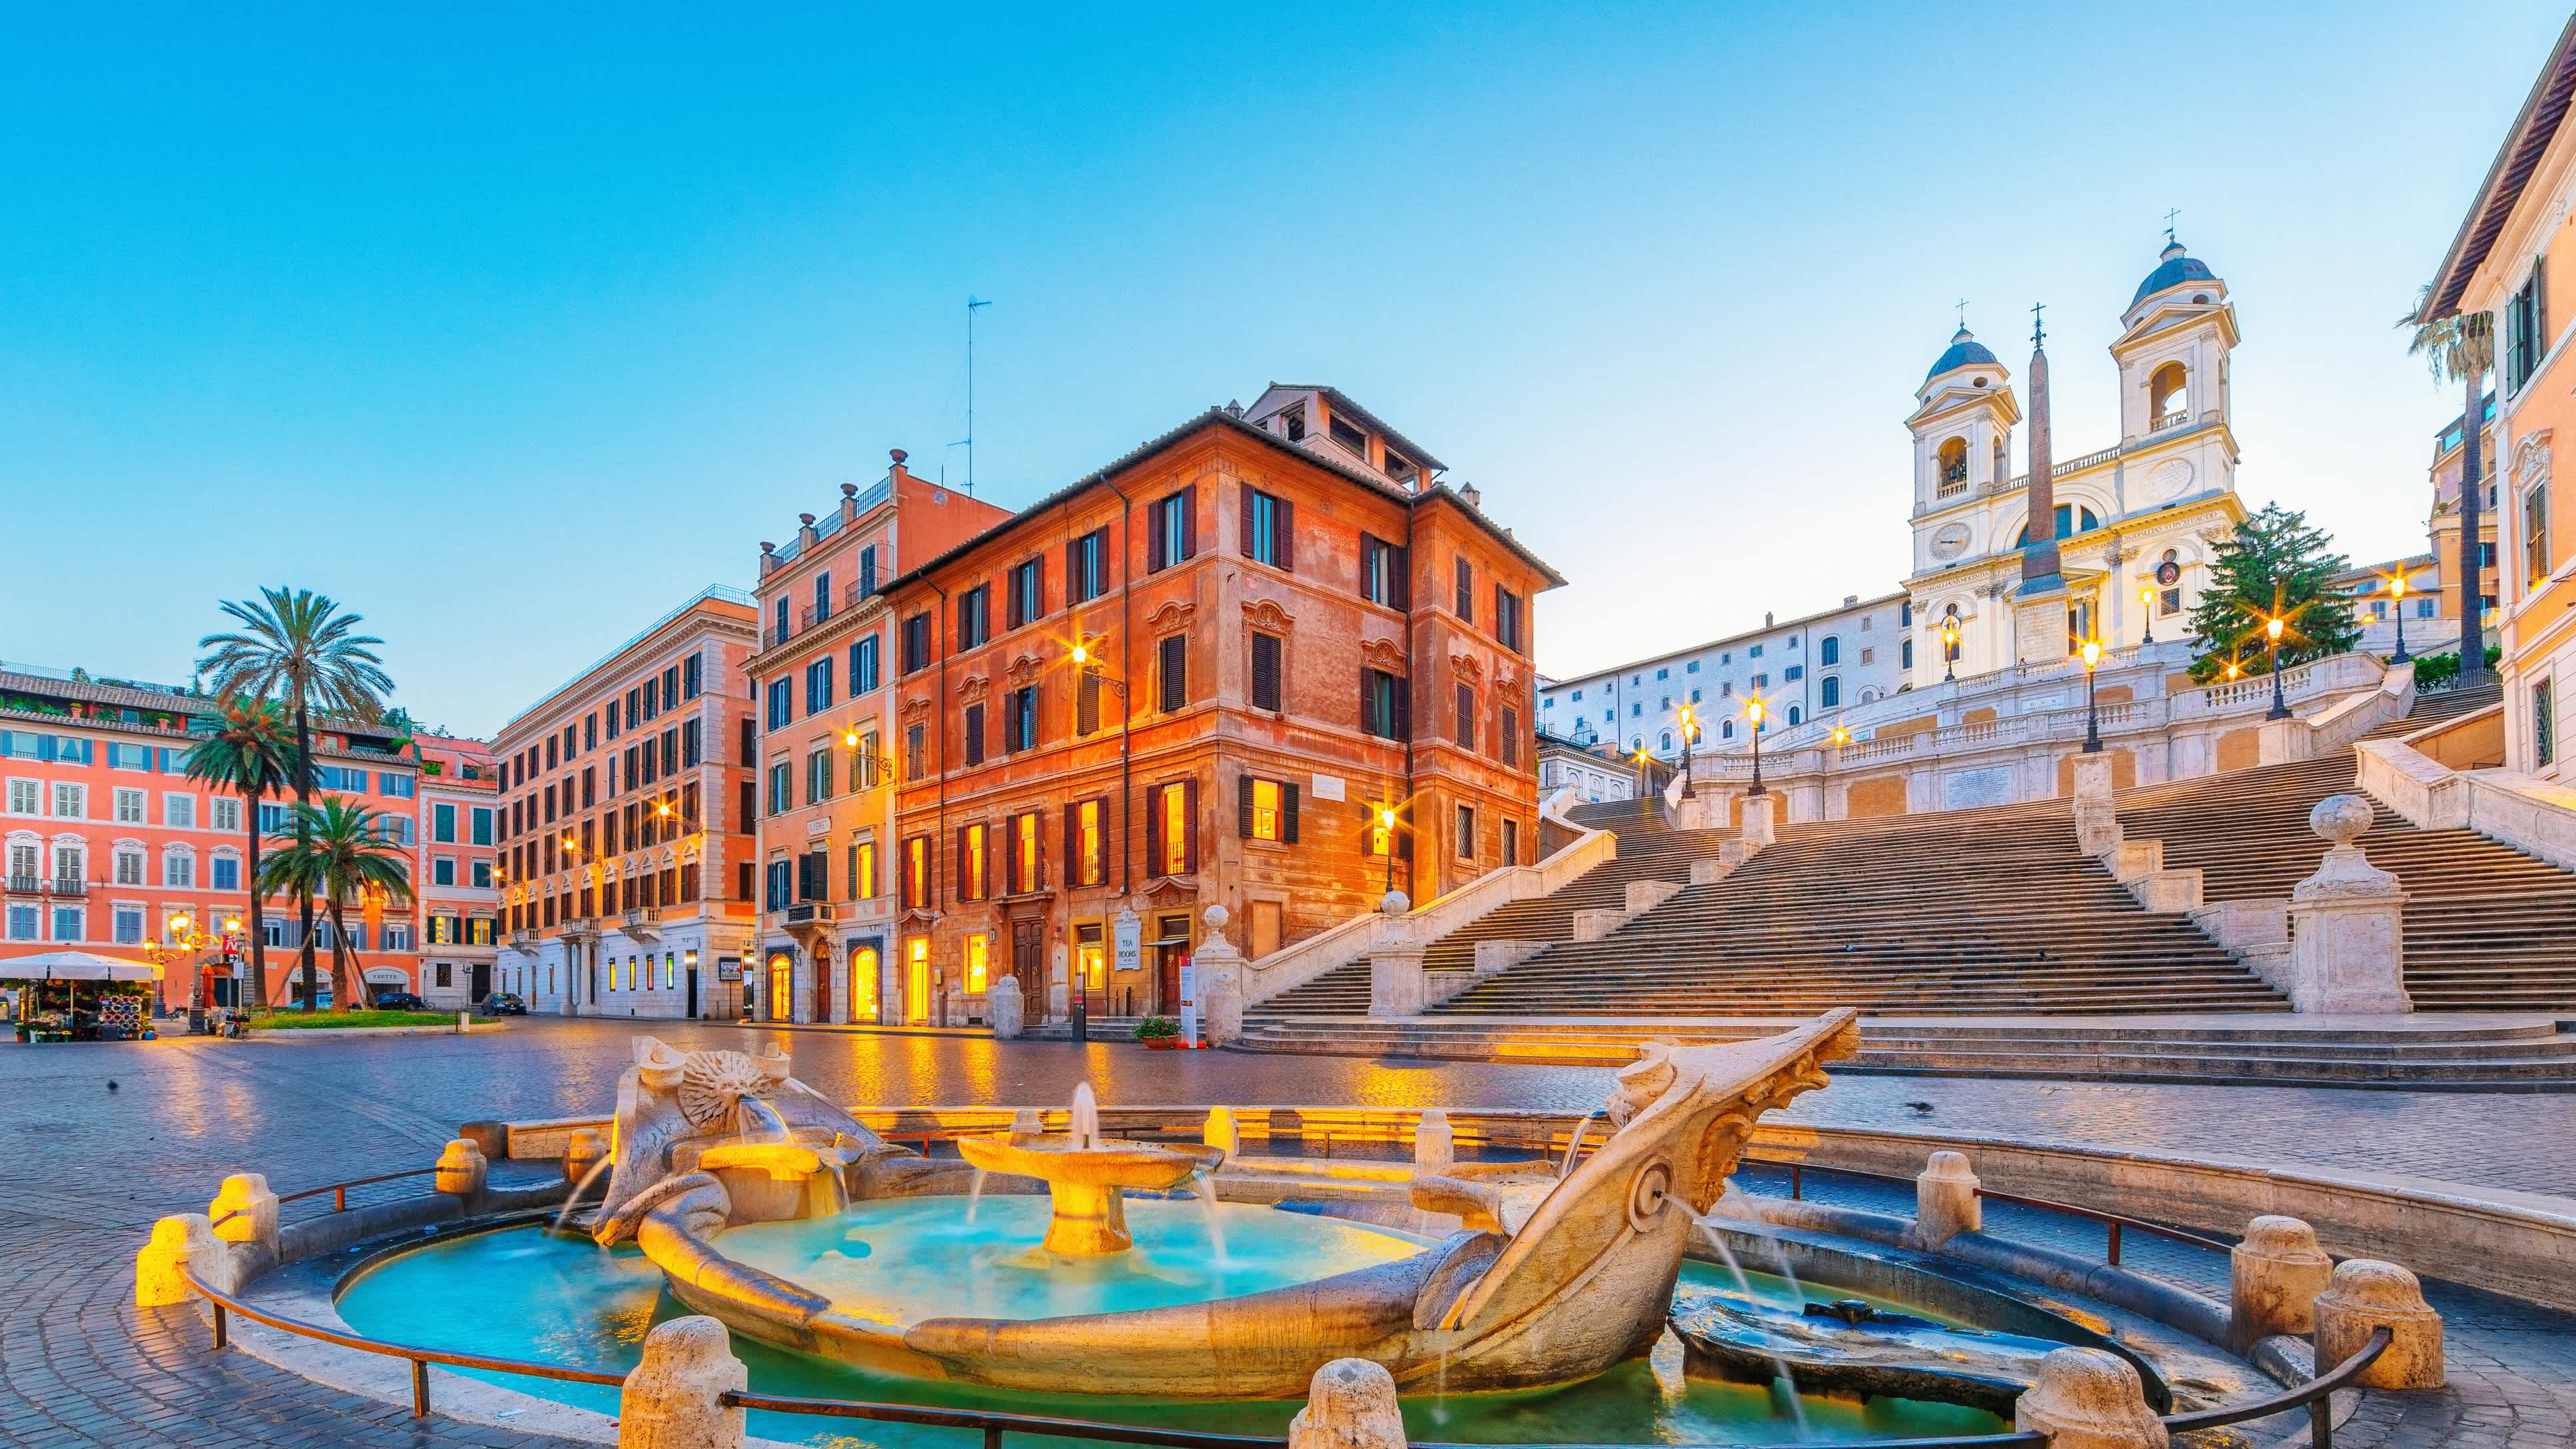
[175,1244,2393,1449]
[209,1166,442,1228]
[1761,1160,2235,1268]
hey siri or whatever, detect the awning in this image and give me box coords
[0,950,163,983]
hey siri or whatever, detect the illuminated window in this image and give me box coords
[1076,920,1106,992]
[903,836,929,909]
[964,933,989,993]
[849,946,879,1020]
[1159,784,1189,876]
[1250,779,1281,841]
[849,840,877,900]
[962,823,987,901]
[1076,799,1103,886]
[1014,813,1039,892]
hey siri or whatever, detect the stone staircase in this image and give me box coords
[1251,799,1737,1015]
[1413,794,2284,1018]
[2118,683,2576,1010]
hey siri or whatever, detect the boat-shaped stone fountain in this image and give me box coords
[589,1010,1866,1398]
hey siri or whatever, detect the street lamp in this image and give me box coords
[1633,746,1651,798]
[2079,638,2104,753]
[2388,574,2412,664]
[1676,703,1699,800]
[1376,806,1399,895]
[1069,641,1129,697]
[1745,698,1769,796]
[2138,584,2157,645]
[1937,614,1961,683]
[2265,615,2291,719]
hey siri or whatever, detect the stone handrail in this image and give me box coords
[2357,731,2576,875]
[1241,790,1615,1006]
[2257,660,2415,765]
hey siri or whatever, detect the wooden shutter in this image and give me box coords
[1144,786,1163,878]
[1359,667,1375,735]
[1283,782,1300,844]
[1149,504,1167,571]
[1276,498,1295,571]
[1033,810,1047,890]
[1239,483,1255,557]
[1031,555,1045,620]
[1237,774,1254,838]
[1251,632,1281,711]
[1161,634,1186,711]
[1359,533,1381,601]
[1078,669,1101,735]
[1391,544,1409,609]
[1393,675,1411,740]
[1181,483,1198,559]
[1457,683,1475,748]
[1182,778,1199,872]
[1456,556,1472,619]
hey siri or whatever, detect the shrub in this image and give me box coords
[1135,1016,1179,1040]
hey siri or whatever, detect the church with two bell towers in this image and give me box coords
[1900,237,2249,687]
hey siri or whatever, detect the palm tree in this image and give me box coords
[181,697,294,1009]
[197,588,394,1012]
[255,799,412,1010]
[2402,284,2495,679]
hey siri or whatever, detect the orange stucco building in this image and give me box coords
[868,387,1563,1027]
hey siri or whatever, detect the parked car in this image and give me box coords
[481,992,527,1016]
[372,991,429,1012]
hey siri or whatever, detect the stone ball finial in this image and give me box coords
[1203,902,1229,934]
[1288,1358,1406,1449]
[1379,890,1411,916]
[2241,1214,2324,1257]
[2016,1348,2169,1449]
[2309,794,2375,848]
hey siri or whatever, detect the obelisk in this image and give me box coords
[2011,304,2073,662]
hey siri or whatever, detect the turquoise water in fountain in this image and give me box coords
[336,1206,2006,1447]
[717,1196,1422,1327]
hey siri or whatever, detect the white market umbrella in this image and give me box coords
[1,950,163,983]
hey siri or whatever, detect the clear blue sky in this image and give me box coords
[4,3,2563,738]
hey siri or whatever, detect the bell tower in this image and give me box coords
[2112,236,2239,455]
[1905,328,2019,513]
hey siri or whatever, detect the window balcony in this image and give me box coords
[5,876,40,896]
[785,902,835,927]
[621,906,661,938]
[801,601,831,629]
[763,624,791,649]
[48,878,87,898]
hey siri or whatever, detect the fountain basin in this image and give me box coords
[953,1134,1224,1254]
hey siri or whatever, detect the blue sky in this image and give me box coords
[3,3,2563,738]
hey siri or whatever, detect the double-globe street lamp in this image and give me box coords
[2079,638,2105,754]
[1676,703,1699,800]
[1745,697,1769,796]
[2388,574,2413,665]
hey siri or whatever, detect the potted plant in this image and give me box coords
[1135,1016,1181,1048]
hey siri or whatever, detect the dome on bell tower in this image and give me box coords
[1925,327,1999,380]
[2130,239,2219,309]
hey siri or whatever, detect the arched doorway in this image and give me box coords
[849,944,880,1024]
[765,950,793,1023]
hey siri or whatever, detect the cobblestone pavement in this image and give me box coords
[5,1018,2573,1446]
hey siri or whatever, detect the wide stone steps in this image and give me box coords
[1229,1014,2576,1088]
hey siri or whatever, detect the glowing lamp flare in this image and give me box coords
[2079,639,2102,669]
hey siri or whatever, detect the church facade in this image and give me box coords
[1903,239,2248,687]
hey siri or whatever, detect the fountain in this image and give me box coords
[582,1011,1867,1398]
[951,1089,1224,1254]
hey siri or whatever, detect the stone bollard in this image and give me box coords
[1369,948,1427,1018]
[1413,1108,1455,1175]
[2230,1215,2333,1346]
[989,974,1025,1040]
[2015,1347,2169,1449]
[1907,1150,1981,1248]
[2283,796,2414,1014]
[207,1172,279,1253]
[135,1213,223,1308]
[617,1315,747,1448]
[1287,1358,1406,1449]
[435,1138,489,1198]
[565,1128,609,1187]
[457,1010,471,1034]
[2314,1260,2444,1390]
[1204,1106,1241,1160]
[1012,1106,1046,1136]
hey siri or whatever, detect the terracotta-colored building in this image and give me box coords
[874,386,1563,1026]
[743,455,1010,1025]
[491,585,763,1019]
[413,735,501,1009]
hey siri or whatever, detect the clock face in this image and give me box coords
[1929,523,1973,561]
[2145,457,2195,501]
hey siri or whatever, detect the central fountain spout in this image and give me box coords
[955,1086,1223,1254]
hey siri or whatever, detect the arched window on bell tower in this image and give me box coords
[1936,437,1969,497]
[2149,362,2188,429]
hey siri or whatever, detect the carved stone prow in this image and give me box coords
[1431,1010,1861,1386]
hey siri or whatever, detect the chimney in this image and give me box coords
[840,480,859,525]
[1458,481,1483,510]
[1765,611,1775,628]
[1844,595,1859,606]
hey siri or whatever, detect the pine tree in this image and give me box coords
[2187,504,2362,682]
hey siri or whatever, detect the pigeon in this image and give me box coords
[107,1080,119,1091]
[1903,1100,1934,1114]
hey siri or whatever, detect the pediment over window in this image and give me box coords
[958,673,991,704]
[1359,637,1407,673]
[1243,598,1295,634]
[1006,653,1045,687]
[1449,651,1485,687]
[1145,599,1197,634]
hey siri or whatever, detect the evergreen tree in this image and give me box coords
[2187,504,2362,682]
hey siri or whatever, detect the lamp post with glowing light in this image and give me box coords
[1745,698,1769,796]
[1376,806,1399,896]
[1937,614,1961,683]
[1676,703,1699,800]
[2265,615,2291,719]
[149,910,239,1029]
[2079,639,2104,753]
[2138,584,2156,645]
[2389,574,2412,664]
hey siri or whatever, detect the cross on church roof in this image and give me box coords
[2030,301,2045,349]
[2164,206,2182,245]
[1955,297,1969,330]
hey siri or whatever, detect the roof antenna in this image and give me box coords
[955,297,992,496]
